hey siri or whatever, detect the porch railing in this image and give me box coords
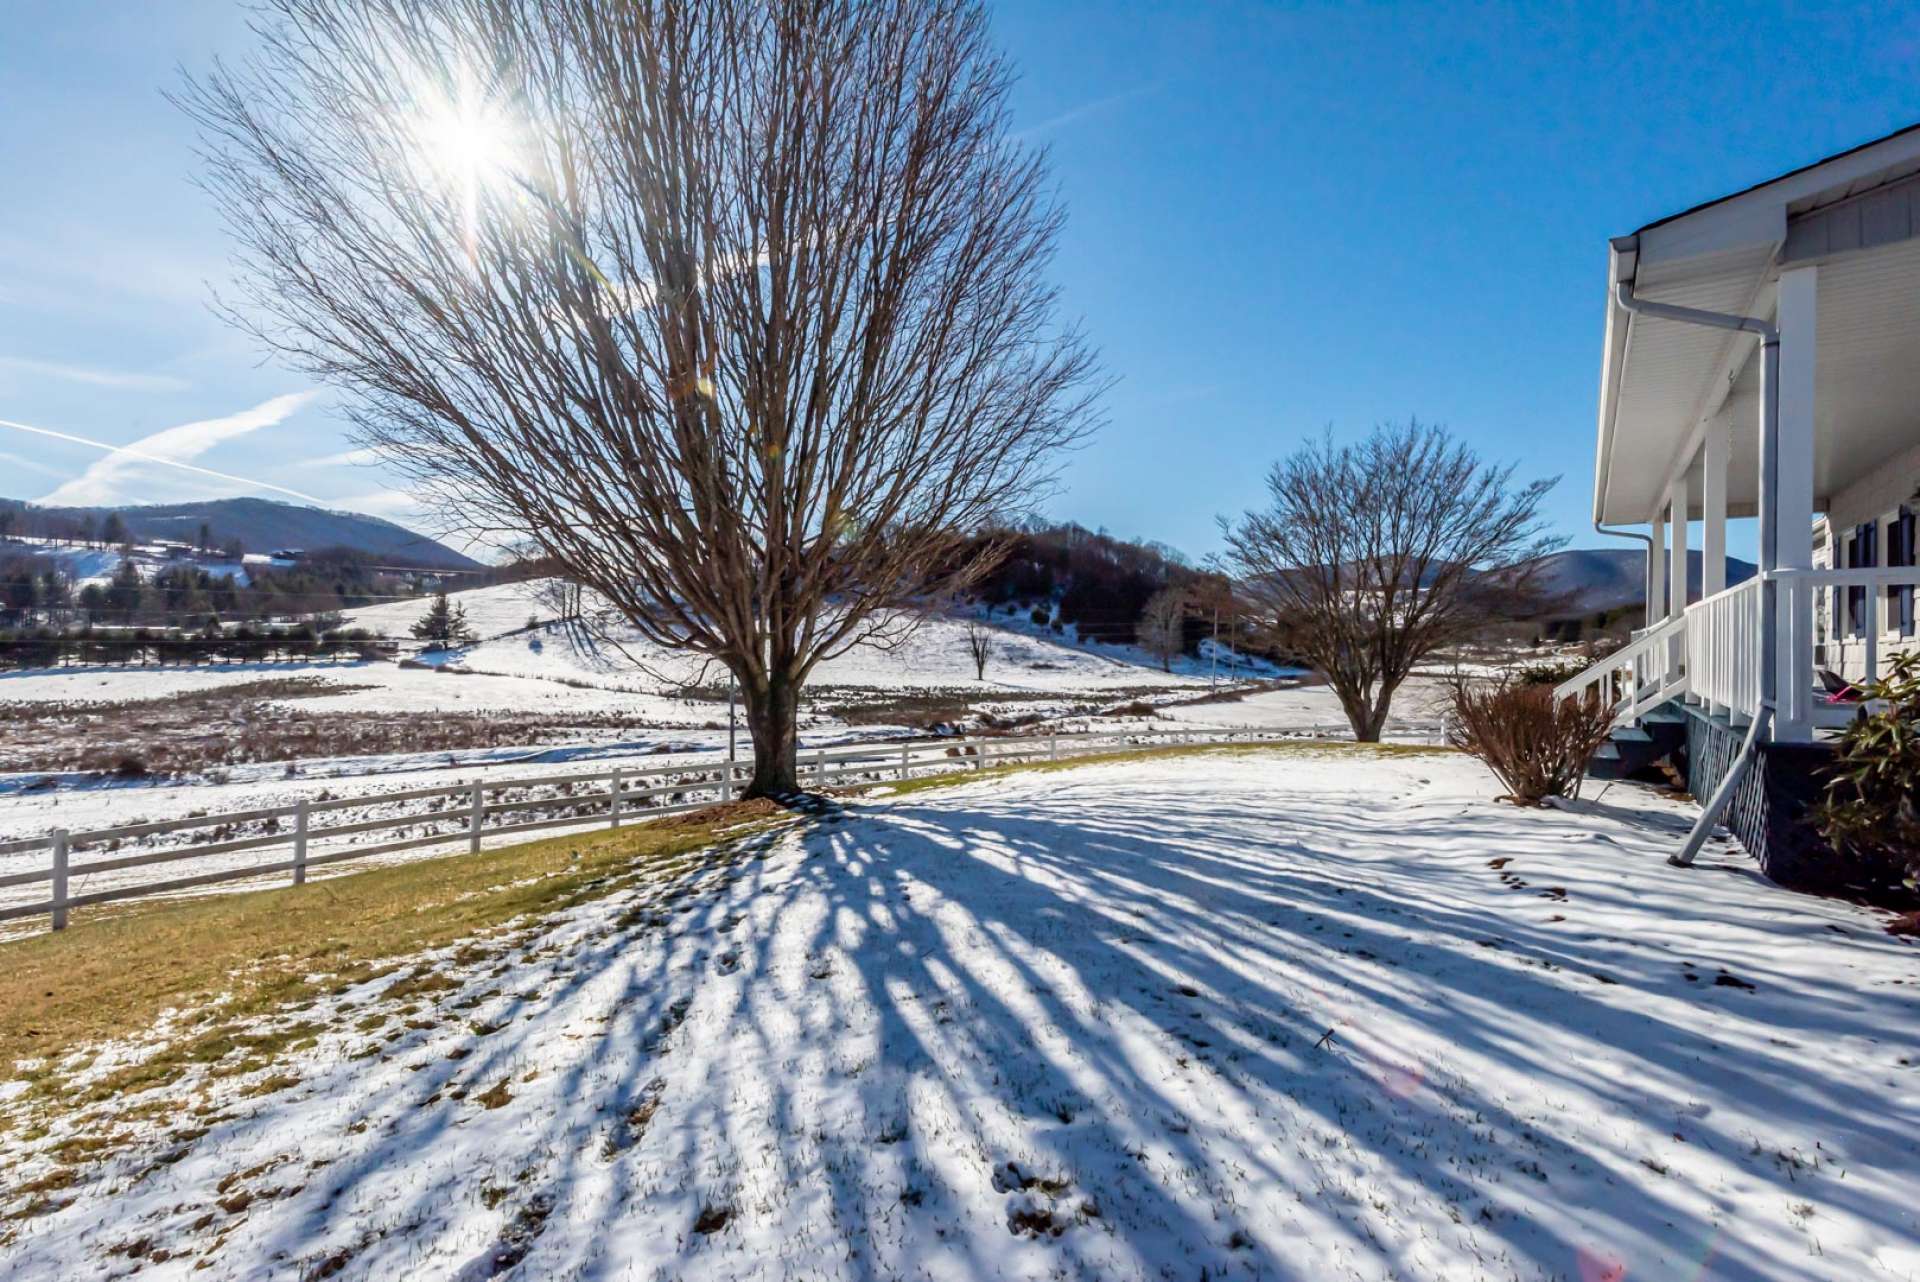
[1556,567,1920,736]
[1776,566,1920,730]
[1684,577,1762,723]
[1552,610,1687,725]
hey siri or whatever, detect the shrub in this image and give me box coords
[1810,650,1920,892]
[1513,658,1590,687]
[1445,676,1618,804]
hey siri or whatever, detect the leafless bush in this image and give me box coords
[1135,586,1186,672]
[1445,675,1617,804]
[965,621,994,681]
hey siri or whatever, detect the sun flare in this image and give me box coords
[408,72,523,255]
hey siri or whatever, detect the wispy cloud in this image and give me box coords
[1016,84,1159,140]
[6,393,320,507]
[0,355,191,394]
[309,445,386,468]
[332,488,428,519]
[0,448,67,483]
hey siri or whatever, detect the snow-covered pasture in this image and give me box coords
[0,580,1330,854]
[4,749,1914,1280]
[342,579,1285,694]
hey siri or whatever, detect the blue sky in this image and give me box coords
[5,2,1920,560]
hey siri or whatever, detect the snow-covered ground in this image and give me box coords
[5,749,1914,1280]
[0,536,276,590]
[342,581,1285,694]
[0,581,1328,850]
[0,581,1276,711]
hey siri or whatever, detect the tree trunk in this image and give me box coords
[1332,678,1381,743]
[741,671,801,798]
[1361,679,1401,744]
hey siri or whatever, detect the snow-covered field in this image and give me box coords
[0,581,1331,851]
[5,749,1914,1280]
[0,581,1276,714]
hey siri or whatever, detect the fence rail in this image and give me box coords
[0,726,1334,933]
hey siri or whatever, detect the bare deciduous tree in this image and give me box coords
[1218,421,1561,741]
[964,619,993,681]
[180,0,1100,796]
[1135,586,1186,672]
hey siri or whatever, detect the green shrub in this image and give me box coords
[1513,658,1590,687]
[1811,650,1920,891]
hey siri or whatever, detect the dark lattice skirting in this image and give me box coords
[1679,704,1883,893]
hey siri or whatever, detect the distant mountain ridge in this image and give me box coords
[1527,547,1757,619]
[0,496,481,571]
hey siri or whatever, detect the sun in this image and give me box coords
[407,71,523,255]
[417,95,514,187]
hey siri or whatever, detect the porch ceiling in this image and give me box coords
[1595,123,1920,525]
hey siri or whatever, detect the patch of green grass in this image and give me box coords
[239,1072,301,1100]
[879,737,1451,798]
[0,799,792,1108]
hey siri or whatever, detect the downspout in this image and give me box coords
[1593,520,1655,625]
[1609,280,1779,868]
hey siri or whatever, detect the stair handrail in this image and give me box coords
[1552,611,1687,706]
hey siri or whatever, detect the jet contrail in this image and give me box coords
[0,416,322,504]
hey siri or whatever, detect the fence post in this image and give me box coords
[51,829,69,932]
[293,798,308,887]
[720,762,733,803]
[899,742,911,782]
[469,782,483,854]
[610,768,623,829]
[974,739,984,770]
[814,746,826,785]
[1049,733,1058,762]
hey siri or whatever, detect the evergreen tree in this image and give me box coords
[409,591,474,648]
[104,558,144,622]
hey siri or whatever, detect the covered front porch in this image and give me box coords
[1560,123,1920,746]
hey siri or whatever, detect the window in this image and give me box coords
[1889,507,1916,639]
[1844,522,1880,637]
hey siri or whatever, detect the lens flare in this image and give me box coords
[408,69,522,259]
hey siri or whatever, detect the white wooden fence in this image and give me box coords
[0,726,1327,934]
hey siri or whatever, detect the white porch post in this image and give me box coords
[1774,266,1818,741]
[1668,475,1689,687]
[1702,419,1728,598]
[1668,476,1690,617]
[1648,509,1667,630]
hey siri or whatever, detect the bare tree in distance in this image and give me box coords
[1217,421,1562,741]
[965,619,993,681]
[1135,585,1186,673]
[180,0,1101,796]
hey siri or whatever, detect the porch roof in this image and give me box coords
[1595,122,1920,525]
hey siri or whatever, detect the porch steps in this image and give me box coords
[1588,705,1688,780]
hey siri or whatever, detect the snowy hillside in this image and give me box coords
[341,579,1285,694]
[0,534,281,590]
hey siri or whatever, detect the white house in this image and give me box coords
[1557,122,1920,885]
